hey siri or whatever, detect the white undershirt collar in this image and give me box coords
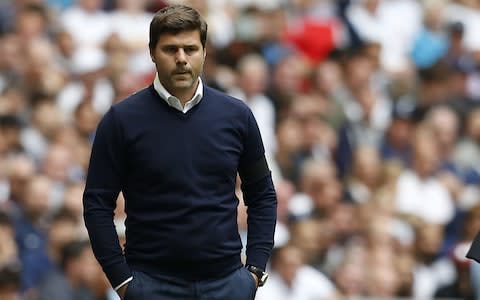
[153,73,203,113]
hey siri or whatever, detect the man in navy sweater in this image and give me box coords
[83,4,277,300]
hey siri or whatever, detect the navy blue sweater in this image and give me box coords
[83,84,277,288]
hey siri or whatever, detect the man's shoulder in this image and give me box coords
[204,85,249,111]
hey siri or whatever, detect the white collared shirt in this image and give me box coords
[153,73,203,113]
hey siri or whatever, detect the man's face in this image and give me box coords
[150,30,205,99]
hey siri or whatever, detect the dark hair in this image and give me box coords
[0,263,21,290]
[0,211,12,228]
[60,239,90,271]
[149,4,208,51]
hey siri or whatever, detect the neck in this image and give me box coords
[172,80,199,106]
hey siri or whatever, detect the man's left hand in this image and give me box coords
[249,272,259,288]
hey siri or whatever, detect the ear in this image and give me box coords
[150,51,155,63]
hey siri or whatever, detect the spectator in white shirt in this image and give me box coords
[256,244,339,300]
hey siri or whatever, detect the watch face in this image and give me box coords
[259,273,268,286]
[246,265,268,286]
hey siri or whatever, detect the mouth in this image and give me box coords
[173,70,191,75]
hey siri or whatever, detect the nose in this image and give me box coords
[175,48,187,64]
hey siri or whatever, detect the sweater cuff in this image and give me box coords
[246,252,270,271]
[104,261,132,289]
[114,276,133,291]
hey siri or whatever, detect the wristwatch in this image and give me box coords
[246,265,269,287]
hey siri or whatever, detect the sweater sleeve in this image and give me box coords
[83,107,132,288]
[239,108,277,270]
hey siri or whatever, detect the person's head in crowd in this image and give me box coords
[333,242,367,296]
[411,126,440,178]
[270,54,308,114]
[60,240,100,289]
[270,244,305,287]
[289,218,334,265]
[361,41,382,70]
[0,263,21,300]
[0,211,18,266]
[328,203,359,245]
[311,59,343,97]
[47,208,80,264]
[446,21,467,61]
[351,145,383,190]
[422,0,448,31]
[425,105,460,156]
[290,94,336,153]
[236,53,269,98]
[73,101,101,139]
[24,39,66,98]
[0,115,21,155]
[0,85,28,116]
[299,159,341,217]
[384,97,416,164]
[289,94,324,125]
[414,222,444,264]
[342,50,373,93]
[15,3,49,41]
[417,62,451,107]
[6,154,35,203]
[31,100,65,140]
[42,143,73,183]
[22,175,52,222]
[276,116,303,149]
[0,33,23,75]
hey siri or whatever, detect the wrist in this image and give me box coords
[245,265,269,287]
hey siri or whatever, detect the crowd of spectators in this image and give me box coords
[0,0,480,299]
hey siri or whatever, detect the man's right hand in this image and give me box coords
[117,283,129,300]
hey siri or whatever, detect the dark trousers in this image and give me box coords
[124,267,257,300]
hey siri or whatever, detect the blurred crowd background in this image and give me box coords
[0,0,480,299]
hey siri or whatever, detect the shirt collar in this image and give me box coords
[153,73,203,113]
